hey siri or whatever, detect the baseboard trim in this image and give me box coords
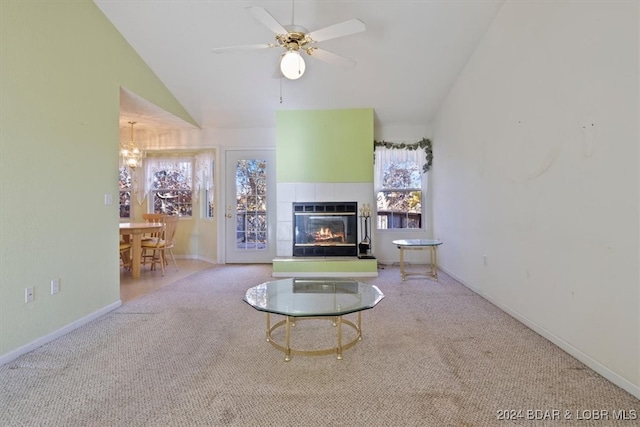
[175,254,218,264]
[439,266,640,400]
[0,301,122,367]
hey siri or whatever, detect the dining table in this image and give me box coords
[119,222,165,279]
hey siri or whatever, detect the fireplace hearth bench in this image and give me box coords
[272,257,378,278]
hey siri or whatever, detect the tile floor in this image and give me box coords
[120,258,214,303]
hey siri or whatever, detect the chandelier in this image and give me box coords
[120,121,144,169]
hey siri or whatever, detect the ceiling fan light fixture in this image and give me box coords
[280,50,305,80]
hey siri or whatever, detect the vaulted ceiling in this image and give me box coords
[95,0,505,133]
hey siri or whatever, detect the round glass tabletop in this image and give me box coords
[244,278,384,317]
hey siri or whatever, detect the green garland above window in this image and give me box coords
[373,137,433,172]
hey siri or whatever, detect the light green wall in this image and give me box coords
[0,1,196,357]
[276,109,373,183]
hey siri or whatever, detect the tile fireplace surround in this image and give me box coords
[276,182,374,258]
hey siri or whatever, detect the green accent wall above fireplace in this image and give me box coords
[276,108,374,183]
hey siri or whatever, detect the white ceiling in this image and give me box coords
[95,0,505,133]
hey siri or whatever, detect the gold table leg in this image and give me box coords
[285,316,292,362]
[431,246,439,281]
[336,316,343,360]
[266,313,271,342]
[265,315,362,361]
[397,245,439,281]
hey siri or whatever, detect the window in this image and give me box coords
[195,151,215,219]
[119,166,132,219]
[145,158,193,217]
[205,189,215,218]
[374,147,425,229]
[235,159,267,249]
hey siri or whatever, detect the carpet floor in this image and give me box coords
[1,264,638,426]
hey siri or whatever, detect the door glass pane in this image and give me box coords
[236,159,267,250]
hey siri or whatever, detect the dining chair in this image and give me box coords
[141,213,165,243]
[140,213,166,266]
[140,215,179,276]
[120,241,132,270]
[142,213,165,223]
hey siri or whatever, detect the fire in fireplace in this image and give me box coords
[292,202,358,257]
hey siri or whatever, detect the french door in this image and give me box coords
[224,149,276,263]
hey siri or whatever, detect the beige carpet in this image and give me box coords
[1,264,638,426]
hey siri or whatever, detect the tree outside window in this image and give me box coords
[119,166,132,219]
[235,159,267,249]
[146,159,193,217]
[374,146,426,230]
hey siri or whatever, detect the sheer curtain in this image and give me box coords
[374,146,426,192]
[139,157,193,205]
[131,154,214,206]
[194,151,215,203]
[132,166,145,206]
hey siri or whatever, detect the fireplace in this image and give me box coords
[292,202,358,257]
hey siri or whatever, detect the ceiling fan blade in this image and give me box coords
[307,18,366,43]
[247,6,288,35]
[305,48,356,68]
[211,43,276,54]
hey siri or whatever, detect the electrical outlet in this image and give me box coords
[483,255,488,267]
[51,279,60,295]
[104,193,113,205]
[25,287,34,303]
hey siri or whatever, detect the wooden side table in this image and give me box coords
[392,239,443,281]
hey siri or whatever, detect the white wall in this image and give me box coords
[431,0,639,397]
[205,127,277,149]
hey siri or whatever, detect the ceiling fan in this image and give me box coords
[211,6,366,80]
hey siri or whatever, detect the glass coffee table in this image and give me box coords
[244,278,384,361]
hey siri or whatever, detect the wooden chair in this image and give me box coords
[140,213,166,266]
[142,213,165,223]
[141,213,165,242]
[140,215,179,276]
[120,241,132,270]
